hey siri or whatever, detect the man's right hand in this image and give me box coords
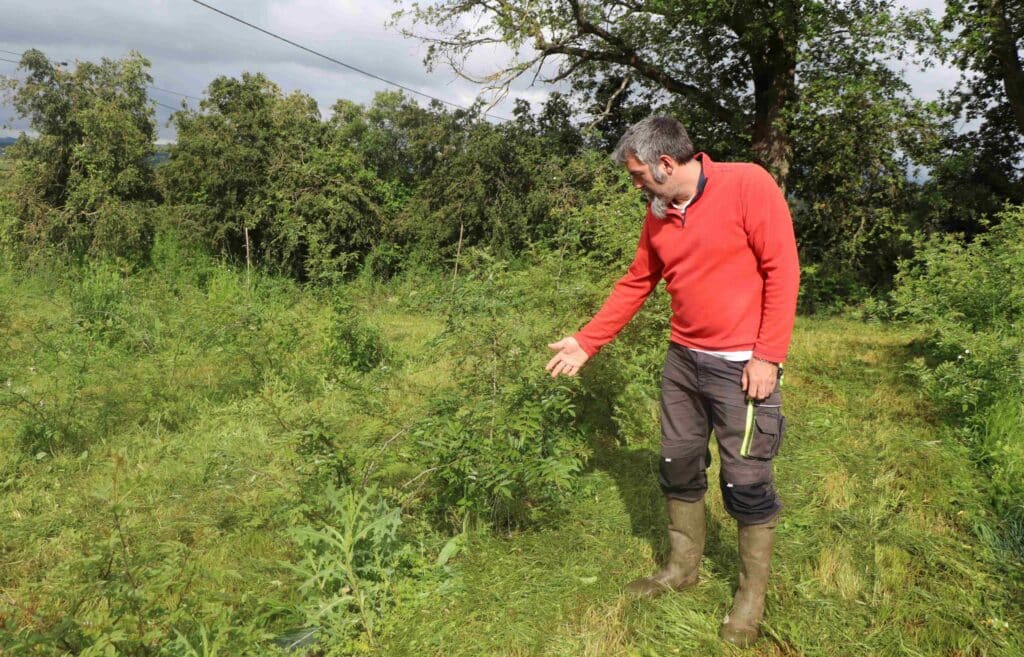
[546,337,590,378]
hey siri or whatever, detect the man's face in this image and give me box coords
[625,153,674,217]
[625,154,666,194]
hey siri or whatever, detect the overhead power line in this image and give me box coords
[150,85,202,101]
[188,0,510,122]
[0,56,21,65]
[153,99,183,112]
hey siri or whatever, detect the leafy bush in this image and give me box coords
[892,204,1024,556]
[3,50,159,260]
[161,74,390,282]
[892,205,1024,417]
[410,256,591,529]
[323,297,390,373]
[414,375,587,530]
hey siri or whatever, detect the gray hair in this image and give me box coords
[612,116,695,181]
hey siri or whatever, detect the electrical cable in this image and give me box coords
[150,85,202,101]
[153,100,183,112]
[188,0,510,121]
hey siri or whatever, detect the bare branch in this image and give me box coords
[586,73,631,130]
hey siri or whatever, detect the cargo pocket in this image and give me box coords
[740,403,785,461]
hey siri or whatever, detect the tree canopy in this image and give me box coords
[2,49,157,259]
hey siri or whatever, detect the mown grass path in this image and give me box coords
[382,318,1024,657]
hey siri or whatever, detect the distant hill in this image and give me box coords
[0,136,17,155]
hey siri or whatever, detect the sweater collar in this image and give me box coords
[662,152,710,220]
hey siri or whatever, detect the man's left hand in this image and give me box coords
[742,358,778,401]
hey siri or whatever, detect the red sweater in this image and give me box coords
[573,153,800,363]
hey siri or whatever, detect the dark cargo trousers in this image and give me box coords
[658,343,785,525]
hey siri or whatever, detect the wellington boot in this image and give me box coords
[720,515,779,647]
[626,498,705,599]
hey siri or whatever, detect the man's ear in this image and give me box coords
[659,154,676,176]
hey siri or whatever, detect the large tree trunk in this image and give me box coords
[989,0,1024,137]
[750,67,796,194]
[736,10,798,193]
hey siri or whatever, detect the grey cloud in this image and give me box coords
[1,0,963,141]
[0,0,533,138]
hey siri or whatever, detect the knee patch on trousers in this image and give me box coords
[722,480,781,524]
[658,455,707,501]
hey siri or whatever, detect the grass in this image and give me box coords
[1,256,1021,655]
[381,318,1024,656]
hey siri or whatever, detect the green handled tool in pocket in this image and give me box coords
[740,365,785,460]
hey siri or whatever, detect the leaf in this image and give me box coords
[436,534,465,566]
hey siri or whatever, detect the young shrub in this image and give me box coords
[323,297,389,374]
[87,200,157,263]
[409,259,591,530]
[70,259,131,340]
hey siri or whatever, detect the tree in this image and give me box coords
[161,73,389,281]
[946,0,1024,136]
[928,0,1024,233]
[2,49,157,259]
[396,0,933,190]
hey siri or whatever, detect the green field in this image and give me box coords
[1,251,1021,656]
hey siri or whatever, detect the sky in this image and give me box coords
[0,0,957,141]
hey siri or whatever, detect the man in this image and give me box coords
[545,116,799,647]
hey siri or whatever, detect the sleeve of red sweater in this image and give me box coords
[743,166,800,363]
[573,214,664,357]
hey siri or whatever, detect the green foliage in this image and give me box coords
[329,91,447,191]
[396,0,950,300]
[0,192,21,264]
[324,296,390,373]
[893,204,1024,416]
[931,0,1024,233]
[409,119,553,261]
[978,397,1024,545]
[789,67,943,309]
[3,456,282,656]
[892,203,1024,556]
[2,49,158,259]
[289,485,415,654]
[4,240,1024,655]
[162,74,389,281]
[410,255,591,529]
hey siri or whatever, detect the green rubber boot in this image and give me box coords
[720,515,779,647]
[626,498,705,598]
